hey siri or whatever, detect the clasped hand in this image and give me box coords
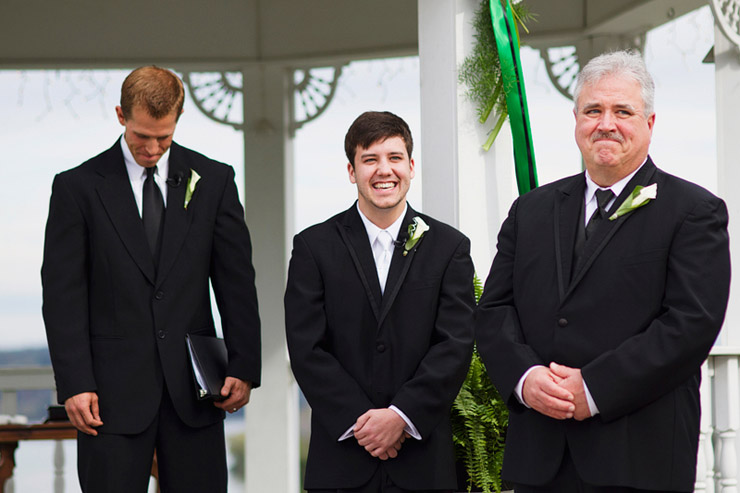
[353,408,410,460]
[522,363,591,421]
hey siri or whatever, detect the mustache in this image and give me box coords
[592,131,624,143]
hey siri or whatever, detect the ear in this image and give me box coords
[115,106,126,126]
[646,113,655,134]
[409,158,415,179]
[347,162,357,184]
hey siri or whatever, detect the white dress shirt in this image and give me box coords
[120,135,170,216]
[338,203,422,442]
[514,160,646,417]
[357,205,406,293]
[583,162,643,226]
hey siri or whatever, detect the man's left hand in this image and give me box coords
[353,408,407,459]
[214,377,251,414]
[550,363,591,421]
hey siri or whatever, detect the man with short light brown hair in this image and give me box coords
[43,66,261,492]
[119,65,185,120]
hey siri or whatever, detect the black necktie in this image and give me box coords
[142,166,164,258]
[585,188,615,240]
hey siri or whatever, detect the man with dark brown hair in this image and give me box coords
[286,111,475,492]
[42,65,261,492]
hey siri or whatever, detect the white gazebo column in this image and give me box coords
[418,0,515,274]
[712,18,740,492]
[714,20,740,347]
[242,64,300,493]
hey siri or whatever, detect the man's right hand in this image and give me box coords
[522,366,575,420]
[353,409,407,460]
[65,392,103,436]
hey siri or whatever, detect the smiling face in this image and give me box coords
[574,74,655,187]
[116,104,179,168]
[348,136,415,228]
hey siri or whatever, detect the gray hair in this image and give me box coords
[573,50,655,117]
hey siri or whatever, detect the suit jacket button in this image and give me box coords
[155,291,164,300]
[157,330,166,339]
[558,318,568,327]
[376,343,386,353]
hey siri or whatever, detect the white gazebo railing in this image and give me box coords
[0,366,71,493]
[697,348,740,493]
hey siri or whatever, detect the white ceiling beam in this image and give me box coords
[522,0,705,49]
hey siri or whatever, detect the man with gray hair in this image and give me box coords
[475,50,730,491]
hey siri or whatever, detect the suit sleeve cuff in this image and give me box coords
[389,405,421,440]
[582,377,600,416]
[338,424,355,441]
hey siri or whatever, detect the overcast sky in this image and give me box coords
[0,6,717,349]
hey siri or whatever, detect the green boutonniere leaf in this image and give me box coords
[403,217,430,256]
[609,183,657,220]
[184,169,201,209]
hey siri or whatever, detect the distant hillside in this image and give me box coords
[0,346,51,367]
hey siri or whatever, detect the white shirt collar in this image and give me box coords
[584,157,647,204]
[120,135,171,213]
[356,202,408,246]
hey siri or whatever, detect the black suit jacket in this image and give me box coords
[42,140,261,434]
[285,204,475,490]
[475,158,730,491]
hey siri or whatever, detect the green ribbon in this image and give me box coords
[489,0,538,195]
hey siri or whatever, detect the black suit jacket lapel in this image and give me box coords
[554,175,585,301]
[156,144,193,284]
[95,142,156,284]
[566,159,658,298]
[378,207,418,328]
[336,205,382,321]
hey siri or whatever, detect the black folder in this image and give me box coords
[186,334,228,401]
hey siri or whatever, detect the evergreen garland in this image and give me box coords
[458,0,533,151]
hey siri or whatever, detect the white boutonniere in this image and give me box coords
[403,217,430,256]
[184,169,201,209]
[609,183,657,220]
